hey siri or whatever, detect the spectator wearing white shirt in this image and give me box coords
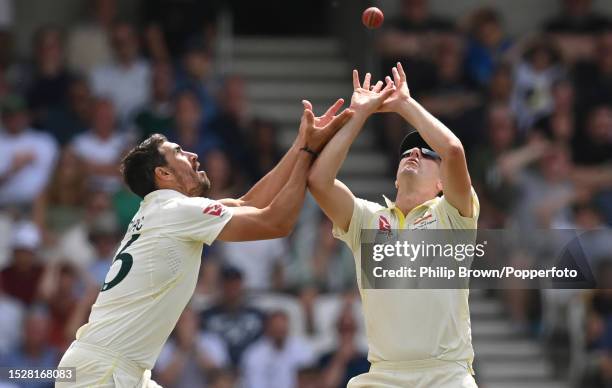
[217,237,287,291]
[71,97,131,192]
[155,308,229,388]
[0,95,58,209]
[242,310,315,388]
[89,22,150,127]
[66,0,115,74]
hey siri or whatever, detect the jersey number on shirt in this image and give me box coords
[101,234,140,292]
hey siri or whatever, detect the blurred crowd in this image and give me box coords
[377,0,612,386]
[0,0,611,387]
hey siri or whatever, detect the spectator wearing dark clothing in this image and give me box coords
[26,26,73,128]
[318,306,369,388]
[572,31,612,117]
[134,61,175,141]
[200,267,265,366]
[544,0,612,34]
[378,0,455,97]
[43,77,91,145]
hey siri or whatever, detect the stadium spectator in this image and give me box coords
[469,104,523,227]
[544,0,610,64]
[202,149,243,200]
[89,22,151,126]
[175,41,219,125]
[572,30,612,117]
[201,266,265,367]
[0,306,59,388]
[66,0,115,74]
[166,90,220,162]
[43,77,92,145]
[33,147,88,247]
[573,105,612,166]
[71,97,132,192]
[143,0,220,59]
[85,212,120,285]
[26,26,73,127]
[379,0,454,95]
[0,95,58,210]
[486,63,513,105]
[247,118,283,182]
[208,75,253,167]
[207,368,239,388]
[532,79,577,147]
[419,35,481,142]
[38,261,81,351]
[156,308,230,388]
[0,221,44,306]
[293,218,354,293]
[511,38,565,131]
[0,274,24,358]
[216,236,287,291]
[242,310,315,388]
[55,189,115,269]
[465,7,513,86]
[544,0,611,34]
[318,306,369,388]
[134,61,175,141]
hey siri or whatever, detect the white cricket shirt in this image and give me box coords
[75,189,232,369]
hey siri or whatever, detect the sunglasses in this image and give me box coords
[401,147,441,162]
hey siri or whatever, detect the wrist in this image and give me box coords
[398,97,419,120]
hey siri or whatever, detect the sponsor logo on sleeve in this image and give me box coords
[203,204,224,217]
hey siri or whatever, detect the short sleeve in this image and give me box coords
[332,198,381,252]
[435,187,480,229]
[165,197,233,245]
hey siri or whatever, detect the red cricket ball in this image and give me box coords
[362,7,384,30]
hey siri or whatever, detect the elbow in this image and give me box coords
[444,140,465,160]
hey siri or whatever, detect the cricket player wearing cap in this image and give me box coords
[56,98,352,387]
[308,63,479,387]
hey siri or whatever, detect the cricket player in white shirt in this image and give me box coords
[308,63,480,387]
[56,99,353,387]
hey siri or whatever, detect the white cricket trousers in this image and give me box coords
[56,341,162,388]
[347,359,478,388]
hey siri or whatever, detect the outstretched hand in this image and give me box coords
[299,98,354,153]
[378,62,411,113]
[350,70,396,115]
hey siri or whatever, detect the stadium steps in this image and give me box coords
[469,291,568,388]
[230,36,393,202]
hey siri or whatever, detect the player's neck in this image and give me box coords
[394,189,435,216]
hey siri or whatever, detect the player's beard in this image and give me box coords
[195,171,211,197]
[174,167,211,197]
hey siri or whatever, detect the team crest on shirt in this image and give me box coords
[378,215,391,232]
[376,215,394,240]
[203,204,224,217]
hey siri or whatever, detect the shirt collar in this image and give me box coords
[143,189,187,202]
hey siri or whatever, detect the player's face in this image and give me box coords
[396,147,442,191]
[160,141,210,197]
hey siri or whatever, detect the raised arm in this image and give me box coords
[217,105,353,241]
[308,71,395,232]
[219,99,351,209]
[381,62,473,217]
